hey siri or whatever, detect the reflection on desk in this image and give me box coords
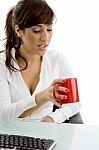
[0,121,99,150]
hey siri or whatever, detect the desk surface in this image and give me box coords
[0,121,99,150]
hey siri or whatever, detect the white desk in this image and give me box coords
[0,121,99,150]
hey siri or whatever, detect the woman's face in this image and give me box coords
[16,24,53,56]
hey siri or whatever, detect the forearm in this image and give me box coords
[0,95,37,123]
[18,106,38,118]
[48,102,81,123]
[19,91,47,118]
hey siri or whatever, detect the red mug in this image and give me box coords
[53,78,79,105]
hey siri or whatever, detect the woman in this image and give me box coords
[0,0,81,123]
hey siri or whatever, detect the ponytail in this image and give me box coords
[4,7,22,72]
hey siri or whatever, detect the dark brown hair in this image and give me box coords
[4,0,55,71]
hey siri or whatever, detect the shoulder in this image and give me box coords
[44,50,66,62]
[44,50,75,77]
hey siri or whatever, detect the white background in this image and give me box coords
[0,0,99,125]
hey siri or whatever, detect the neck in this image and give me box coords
[16,53,42,71]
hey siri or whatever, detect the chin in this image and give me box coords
[40,50,46,56]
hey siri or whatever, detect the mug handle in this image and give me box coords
[53,84,61,102]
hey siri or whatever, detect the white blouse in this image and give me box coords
[0,49,81,123]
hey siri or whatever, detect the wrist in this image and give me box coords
[35,92,47,107]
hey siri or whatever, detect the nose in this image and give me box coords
[40,30,49,43]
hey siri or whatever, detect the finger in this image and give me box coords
[51,92,62,107]
[52,86,67,101]
[51,79,65,85]
[57,86,69,93]
[54,100,62,108]
[56,93,67,100]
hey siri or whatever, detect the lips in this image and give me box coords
[38,44,48,48]
[38,44,48,51]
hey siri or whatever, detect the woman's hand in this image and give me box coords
[19,79,67,118]
[42,116,54,123]
[35,79,67,108]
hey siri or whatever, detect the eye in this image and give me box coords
[33,30,40,33]
[47,25,53,32]
[32,26,41,33]
[47,29,53,32]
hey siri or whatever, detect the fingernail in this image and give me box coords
[66,89,69,92]
[63,95,67,99]
[62,79,66,82]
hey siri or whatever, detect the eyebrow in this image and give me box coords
[35,25,43,27]
[34,23,53,27]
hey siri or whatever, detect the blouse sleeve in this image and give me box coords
[48,52,82,123]
[0,62,37,123]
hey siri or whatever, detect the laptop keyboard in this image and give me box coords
[0,133,56,150]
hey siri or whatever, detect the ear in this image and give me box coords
[15,25,22,38]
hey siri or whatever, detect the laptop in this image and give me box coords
[0,133,57,150]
